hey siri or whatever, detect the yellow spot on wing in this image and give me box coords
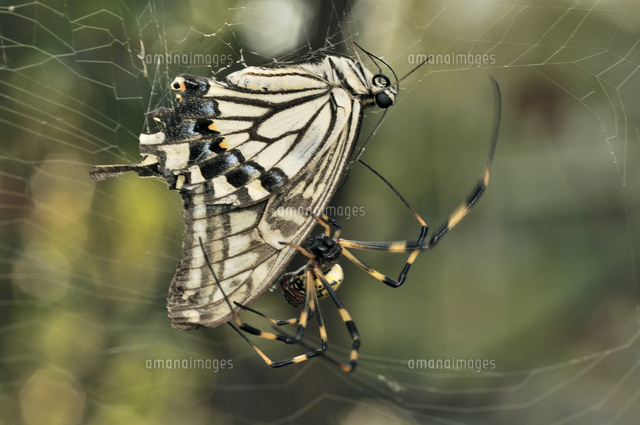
[208,122,218,132]
[219,139,229,150]
[171,77,186,91]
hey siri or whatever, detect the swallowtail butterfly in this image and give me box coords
[90,54,402,331]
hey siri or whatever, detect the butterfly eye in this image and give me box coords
[372,74,393,108]
[375,91,393,109]
[372,73,391,89]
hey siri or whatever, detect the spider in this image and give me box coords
[200,79,501,372]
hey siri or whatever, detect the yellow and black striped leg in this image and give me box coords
[312,264,360,372]
[336,171,492,289]
[338,164,494,255]
[338,245,415,288]
[279,242,315,258]
[233,269,316,345]
[309,212,343,239]
[308,212,333,237]
[427,171,489,249]
[231,268,328,368]
[427,76,500,249]
[338,227,426,288]
[233,302,301,326]
[335,78,502,288]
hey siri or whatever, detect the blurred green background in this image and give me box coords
[1,0,639,424]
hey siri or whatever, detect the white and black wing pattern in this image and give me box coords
[90,55,397,329]
[167,128,356,329]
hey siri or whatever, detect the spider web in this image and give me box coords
[1,0,639,424]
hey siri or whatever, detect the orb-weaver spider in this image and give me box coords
[200,78,501,372]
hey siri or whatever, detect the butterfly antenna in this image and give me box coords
[352,41,397,81]
[354,41,431,94]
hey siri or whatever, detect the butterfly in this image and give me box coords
[90,53,405,331]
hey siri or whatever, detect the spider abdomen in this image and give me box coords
[281,264,344,306]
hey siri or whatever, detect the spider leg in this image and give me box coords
[338,159,495,253]
[337,158,428,288]
[309,212,343,239]
[428,76,501,249]
[198,237,328,367]
[338,77,502,287]
[337,169,492,289]
[311,264,360,372]
[280,242,315,258]
[232,301,302,326]
[338,143,496,280]
[234,270,315,345]
[229,267,328,368]
[308,212,333,236]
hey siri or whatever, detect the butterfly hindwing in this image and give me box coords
[167,116,359,329]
